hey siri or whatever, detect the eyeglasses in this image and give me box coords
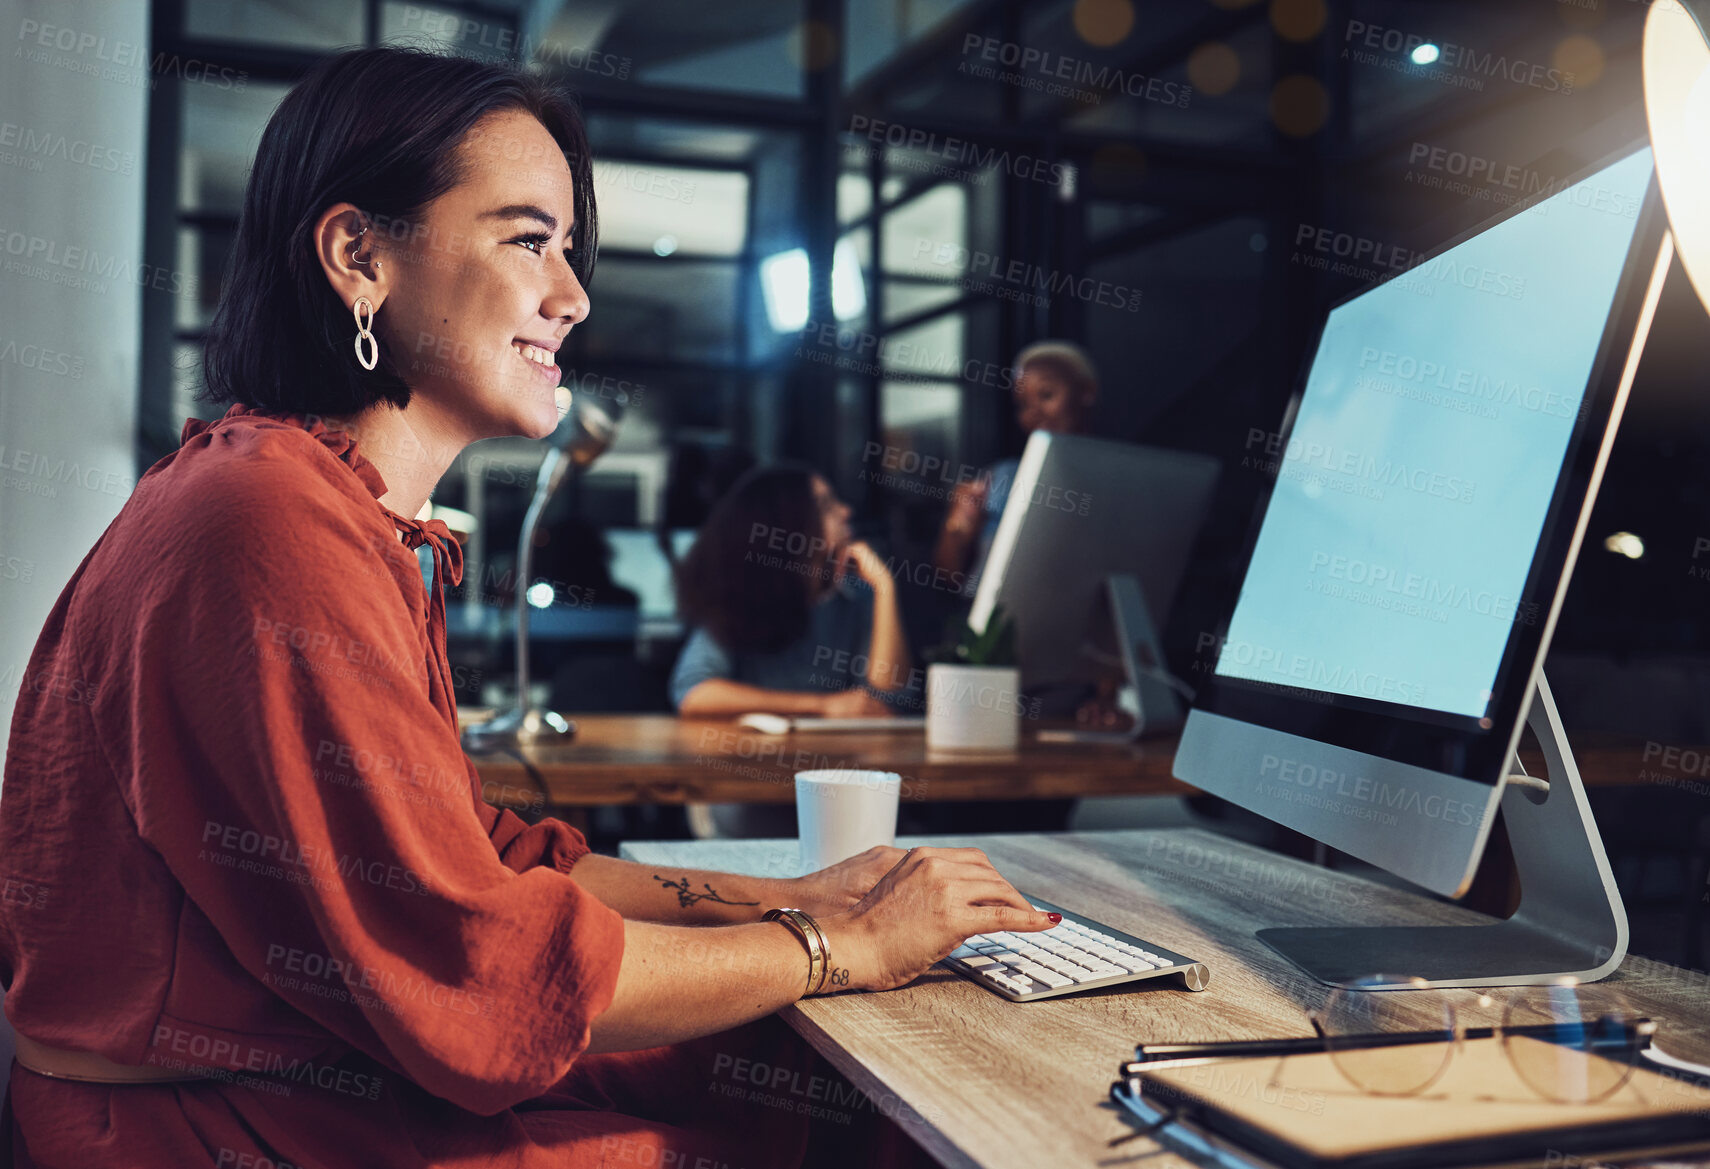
[1296,974,1654,1104]
[1109,974,1657,1155]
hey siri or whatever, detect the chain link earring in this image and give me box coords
[352,297,378,371]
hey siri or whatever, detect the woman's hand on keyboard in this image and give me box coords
[824,846,1059,992]
[790,845,908,915]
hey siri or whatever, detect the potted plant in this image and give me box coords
[923,609,1024,750]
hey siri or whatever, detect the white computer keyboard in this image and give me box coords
[942,895,1211,1002]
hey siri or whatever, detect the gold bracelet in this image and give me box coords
[762,908,830,996]
[795,912,832,995]
[764,908,828,995]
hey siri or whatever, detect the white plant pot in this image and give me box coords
[926,663,1021,751]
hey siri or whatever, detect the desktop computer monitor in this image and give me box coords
[969,433,1219,732]
[1174,144,1672,987]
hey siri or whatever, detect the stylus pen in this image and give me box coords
[1126,1020,1653,1072]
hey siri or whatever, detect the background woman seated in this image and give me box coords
[670,464,920,719]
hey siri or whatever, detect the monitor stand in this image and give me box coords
[1036,574,1186,744]
[1255,672,1629,989]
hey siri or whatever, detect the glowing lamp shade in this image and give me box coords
[759,239,867,331]
[1645,0,1710,314]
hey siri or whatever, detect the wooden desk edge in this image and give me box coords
[780,1002,985,1169]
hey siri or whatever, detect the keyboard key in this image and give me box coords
[947,896,1207,1001]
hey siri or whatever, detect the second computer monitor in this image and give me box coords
[968,432,1219,693]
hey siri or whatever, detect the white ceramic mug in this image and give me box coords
[795,769,902,872]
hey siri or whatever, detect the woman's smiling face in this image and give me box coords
[373,107,590,441]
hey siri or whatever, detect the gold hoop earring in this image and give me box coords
[352,297,378,371]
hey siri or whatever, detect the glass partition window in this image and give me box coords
[168,81,292,433]
[187,0,362,49]
[381,3,513,59]
[579,257,744,365]
[174,224,233,333]
[594,163,749,257]
[882,315,963,380]
[880,182,967,277]
[879,380,962,490]
[179,82,290,215]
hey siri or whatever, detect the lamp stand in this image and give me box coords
[463,449,577,751]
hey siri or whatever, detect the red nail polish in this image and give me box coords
[1047,913,1062,924]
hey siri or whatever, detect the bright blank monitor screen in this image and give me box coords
[1216,148,1654,719]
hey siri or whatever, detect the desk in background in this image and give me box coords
[466,714,1191,808]
[620,829,1710,1169]
[465,716,1694,812]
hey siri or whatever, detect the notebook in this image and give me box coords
[1126,1036,1710,1169]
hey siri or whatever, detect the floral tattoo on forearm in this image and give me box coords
[653,874,760,910]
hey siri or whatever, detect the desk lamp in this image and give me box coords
[462,390,621,751]
[1646,1,1710,314]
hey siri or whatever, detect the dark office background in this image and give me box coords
[3,0,1708,964]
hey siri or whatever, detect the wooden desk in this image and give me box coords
[467,714,1190,807]
[466,714,1689,811]
[620,829,1710,1169]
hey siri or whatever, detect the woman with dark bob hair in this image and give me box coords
[0,47,1054,1169]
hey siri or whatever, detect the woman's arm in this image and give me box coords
[586,846,1058,1054]
[849,550,910,694]
[678,678,893,719]
[585,919,809,1052]
[671,627,849,717]
[676,678,829,717]
[931,478,988,576]
[570,847,905,925]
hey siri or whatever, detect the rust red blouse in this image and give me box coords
[0,406,722,1166]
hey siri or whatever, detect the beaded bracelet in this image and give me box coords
[762,907,831,996]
